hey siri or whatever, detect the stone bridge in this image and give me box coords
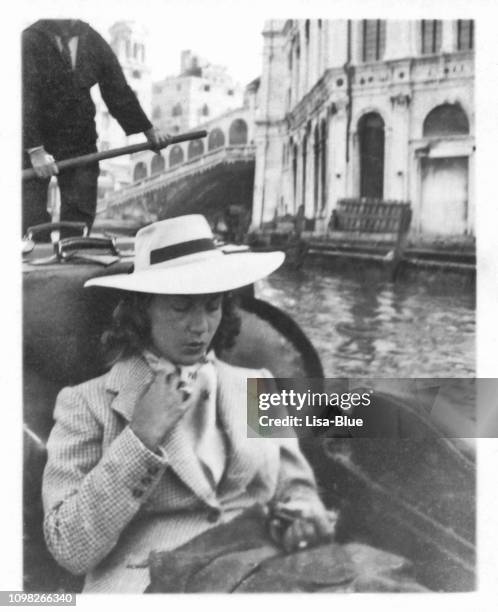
[98,144,255,229]
[97,110,256,230]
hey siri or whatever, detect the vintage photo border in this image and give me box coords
[2,0,498,609]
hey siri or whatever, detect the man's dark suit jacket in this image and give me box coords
[22,20,152,160]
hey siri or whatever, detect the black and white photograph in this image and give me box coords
[2,0,498,609]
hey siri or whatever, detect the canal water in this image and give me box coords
[257,264,475,378]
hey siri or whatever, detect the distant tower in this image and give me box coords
[109,21,151,115]
[95,21,152,194]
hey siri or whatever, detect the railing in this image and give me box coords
[100,145,256,213]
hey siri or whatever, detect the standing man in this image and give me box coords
[22,19,168,239]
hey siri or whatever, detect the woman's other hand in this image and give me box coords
[268,498,338,553]
[130,371,192,451]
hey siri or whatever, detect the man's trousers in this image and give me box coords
[22,162,100,241]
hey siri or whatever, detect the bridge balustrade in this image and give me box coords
[100,144,255,217]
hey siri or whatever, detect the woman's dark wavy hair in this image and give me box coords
[101,291,242,366]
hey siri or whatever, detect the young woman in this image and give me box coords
[42,215,336,593]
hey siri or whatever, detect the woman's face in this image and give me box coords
[147,293,223,365]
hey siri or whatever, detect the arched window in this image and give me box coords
[208,128,225,150]
[151,154,165,176]
[152,106,162,120]
[133,162,147,182]
[320,118,327,211]
[228,119,248,145]
[358,112,385,199]
[420,20,442,55]
[457,20,474,51]
[188,139,205,159]
[361,20,386,62]
[302,132,308,209]
[313,124,320,216]
[201,104,209,117]
[292,142,298,210]
[423,103,469,138]
[172,103,183,117]
[169,145,184,167]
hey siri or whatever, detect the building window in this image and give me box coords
[204,84,211,92]
[172,103,183,117]
[208,128,225,150]
[132,69,141,79]
[423,103,469,137]
[177,84,182,91]
[305,20,310,43]
[320,118,327,212]
[227,89,234,96]
[420,20,442,54]
[457,20,474,51]
[302,133,307,209]
[313,125,320,217]
[358,112,385,199]
[169,145,184,167]
[228,119,248,145]
[201,104,209,117]
[152,106,162,120]
[292,142,298,211]
[361,20,386,62]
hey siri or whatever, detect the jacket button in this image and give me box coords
[132,488,144,498]
[148,466,159,476]
[206,508,221,523]
[141,476,153,486]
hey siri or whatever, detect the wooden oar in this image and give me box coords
[22,129,207,181]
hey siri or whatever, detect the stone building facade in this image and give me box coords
[252,20,475,238]
[150,51,243,136]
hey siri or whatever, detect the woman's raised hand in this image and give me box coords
[268,498,338,553]
[130,371,193,451]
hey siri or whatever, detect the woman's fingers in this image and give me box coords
[311,509,338,538]
[275,509,338,553]
[282,518,317,552]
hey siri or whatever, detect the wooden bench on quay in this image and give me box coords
[307,198,412,276]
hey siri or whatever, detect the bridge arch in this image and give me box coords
[208,128,225,151]
[228,119,248,145]
[169,145,184,167]
[133,161,147,182]
[188,139,205,159]
[151,154,165,176]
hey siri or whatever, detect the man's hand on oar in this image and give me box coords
[29,147,58,179]
[145,126,170,152]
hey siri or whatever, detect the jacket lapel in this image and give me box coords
[107,356,218,505]
[215,359,278,496]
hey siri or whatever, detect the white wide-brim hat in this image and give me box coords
[84,214,285,294]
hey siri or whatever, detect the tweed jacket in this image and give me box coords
[42,356,322,593]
